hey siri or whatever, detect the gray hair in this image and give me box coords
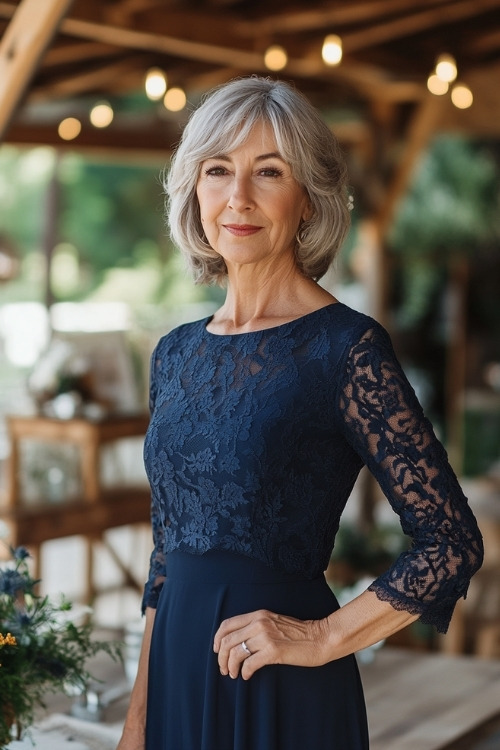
[166,76,350,285]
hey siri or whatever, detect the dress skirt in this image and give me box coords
[146,550,369,750]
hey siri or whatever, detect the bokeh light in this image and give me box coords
[322,35,343,65]
[264,46,288,71]
[58,118,81,141]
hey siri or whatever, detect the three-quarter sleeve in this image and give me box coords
[141,345,168,613]
[337,324,483,633]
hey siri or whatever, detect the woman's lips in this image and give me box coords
[223,224,262,237]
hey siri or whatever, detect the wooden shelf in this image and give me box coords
[1,486,151,547]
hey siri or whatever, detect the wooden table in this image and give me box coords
[359,647,500,750]
[1,413,152,601]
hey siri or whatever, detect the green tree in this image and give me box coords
[389,136,500,328]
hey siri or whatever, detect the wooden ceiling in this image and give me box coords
[1,0,500,158]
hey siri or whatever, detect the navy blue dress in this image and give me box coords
[142,302,483,749]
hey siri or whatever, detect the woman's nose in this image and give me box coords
[227,177,254,211]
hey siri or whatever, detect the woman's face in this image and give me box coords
[196,121,311,275]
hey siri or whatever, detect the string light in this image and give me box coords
[164,87,187,112]
[451,83,473,109]
[264,45,288,71]
[58,118,81,140]
[90,101,114,128]
[145,68,167,100]
[427,74,448,96]
[322,35,343,66]
[435,53,457,83]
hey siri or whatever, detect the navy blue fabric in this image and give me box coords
[146,551,369,750]
[143,302,483,632]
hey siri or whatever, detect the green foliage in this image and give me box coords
[390,136,499,256]
[330,522,407,575]
[59,156,166,274]
[0,146,222,310]
[0,544,121,746]
[0,147,56,258]
[388,136,500,328]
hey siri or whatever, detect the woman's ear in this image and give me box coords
[302,198,314,222]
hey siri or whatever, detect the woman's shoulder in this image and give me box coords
[154,316,207,352]
[324,301,388,346]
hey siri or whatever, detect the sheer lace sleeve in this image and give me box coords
[141,345,167,613]
[337,324,483,633]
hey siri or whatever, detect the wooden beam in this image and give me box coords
[341,0,500,54]
[368,93,450,325]
[467,27,500,54]
[43,41,123,67]
[57,15,265,69]
[377,92,449,236]
[236,0,451,36]
[0,0,75,140]
[29,56,147,100]
[3,121,179,158]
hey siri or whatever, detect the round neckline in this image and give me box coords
[203,301,342,338]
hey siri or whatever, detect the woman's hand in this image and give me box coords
[213,609,332,680]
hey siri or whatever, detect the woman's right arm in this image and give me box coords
[116,607,156,750]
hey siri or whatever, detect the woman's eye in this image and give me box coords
[205,166,227,176]
[259,168,283,177]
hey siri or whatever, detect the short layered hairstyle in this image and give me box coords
[166,76,351,285]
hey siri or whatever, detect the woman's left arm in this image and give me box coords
[215,323,483,680]
[336,324,483,631]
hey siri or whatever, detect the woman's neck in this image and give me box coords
[208,266,336,335]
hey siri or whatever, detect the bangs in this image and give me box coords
[189,117,283,173]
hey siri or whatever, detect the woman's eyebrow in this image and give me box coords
[205,151,285,162]
[256,152,284,161]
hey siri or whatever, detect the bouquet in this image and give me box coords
[0,543,121,747]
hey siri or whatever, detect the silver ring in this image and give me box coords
[241,640,251,656]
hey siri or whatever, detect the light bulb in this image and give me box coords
[58,118,81,140]
[322,35,342,66]
[435,54,457,83]
[90,101,114,128]
[164,87,187,112]
[145,68,167,100]
[264,45,288,71]
[427,74,448,96]
[451,84,473,109]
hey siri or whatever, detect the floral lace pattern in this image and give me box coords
[142,303,483,632]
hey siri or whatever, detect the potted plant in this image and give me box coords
[0,543,121,747]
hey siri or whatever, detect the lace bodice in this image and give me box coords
[142,303,483,632]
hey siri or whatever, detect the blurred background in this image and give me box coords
[1,0,500,669]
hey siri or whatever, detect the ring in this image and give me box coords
[241,641,251,656]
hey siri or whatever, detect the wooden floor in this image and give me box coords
[358,647,500,750]
[36,642,500,750]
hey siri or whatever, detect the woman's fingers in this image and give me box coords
[214,610,329,680]
[225,636,257,679]
[214,611,257,653]
[215,610,269,678]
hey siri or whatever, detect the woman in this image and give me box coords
[117,76,483,750]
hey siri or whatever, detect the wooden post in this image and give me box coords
[0,0,75,140]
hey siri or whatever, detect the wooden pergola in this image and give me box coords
[1,0,500,224]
